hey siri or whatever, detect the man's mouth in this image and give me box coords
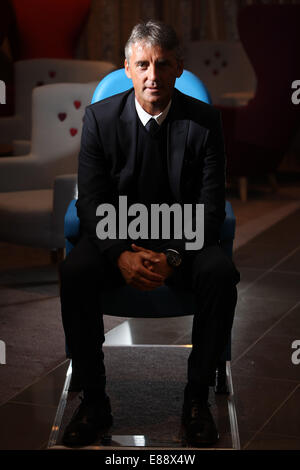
[146,87,160,92]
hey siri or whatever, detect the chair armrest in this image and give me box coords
[0,153,42,192]
[13,139,31,156]
[0,115,22,145]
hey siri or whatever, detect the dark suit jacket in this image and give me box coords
[76,88,226,264]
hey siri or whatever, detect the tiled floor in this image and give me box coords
[0,179,300,450]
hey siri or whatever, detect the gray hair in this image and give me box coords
[125,20,183,64]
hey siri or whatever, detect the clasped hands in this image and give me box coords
[117,243,173,291]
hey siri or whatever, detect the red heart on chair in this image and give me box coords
[74,100,81,109]
[49,70,56,78]
[58,113,67,121]
[70,128,78,136]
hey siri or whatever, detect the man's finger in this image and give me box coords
[131,243,157,262]
[139,251,160,263]
[136,264,164,282]
[131,243,149,251]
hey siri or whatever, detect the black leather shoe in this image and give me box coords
[182,399,219,447]
[62,394,113,447]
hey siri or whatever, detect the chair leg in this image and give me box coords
[238,177,248,202]
[215,359,230,395]
[50,248,64,264]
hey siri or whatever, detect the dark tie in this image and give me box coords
[145,118,160,136]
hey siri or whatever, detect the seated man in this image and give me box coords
[59,20,240,447]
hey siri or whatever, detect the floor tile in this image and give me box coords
[249,209,300,245]
[230,373,296,434]
[259,386,300,437]
[232,324,300,382]
[234,242,298,270]
[11,361,69,407]
[0,265,59,284]
[274,246,300,274]
[245,432,300,450]
[0,286,49,307]
[236,267,266,293]
[0,402,57,450]
[233,296,295,330]
[241,271,300,301]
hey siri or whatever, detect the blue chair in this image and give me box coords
[91,68,212,104]
[64,69,235,392]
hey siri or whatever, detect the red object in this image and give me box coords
[11,0,91,59]
[73,100,81,109]
[70,128,78,136]
[218,5,300,177]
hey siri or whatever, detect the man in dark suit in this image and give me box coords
[60,20,240,447]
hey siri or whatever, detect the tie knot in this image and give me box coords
[145,118,160,136]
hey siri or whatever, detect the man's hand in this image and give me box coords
[117,249,164,291]
[131,244,174,280]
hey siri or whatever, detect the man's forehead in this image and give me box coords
[131,41,174,58]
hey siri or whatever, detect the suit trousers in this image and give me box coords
[59,235,240,393]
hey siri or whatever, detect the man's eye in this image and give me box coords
[137,63,147,69]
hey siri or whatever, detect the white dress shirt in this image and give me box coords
[135,98,172,127]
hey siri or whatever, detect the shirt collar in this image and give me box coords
[135,98,172,127]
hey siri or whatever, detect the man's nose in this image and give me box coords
[148,64,158,82]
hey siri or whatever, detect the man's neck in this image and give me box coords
[135,98,172,127]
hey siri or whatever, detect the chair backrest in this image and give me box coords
[13,59,116,140]
[236,5,300,150]
[29,81,98,188]
[92,68,212,104]
[184,40,256,105]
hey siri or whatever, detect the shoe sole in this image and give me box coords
[62,414,113,447]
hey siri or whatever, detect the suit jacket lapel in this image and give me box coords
[168,91,189,201]
[117,90,138,193]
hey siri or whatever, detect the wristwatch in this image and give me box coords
[165,249,182,268]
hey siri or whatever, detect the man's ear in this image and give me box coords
[124,59,131,79]
[176,60,184,78]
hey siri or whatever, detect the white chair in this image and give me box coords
[184,40,256,105]
[0,82,95,258]
[0,58,116,152]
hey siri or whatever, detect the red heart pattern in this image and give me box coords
[49,70,56,78]
[70,128,78,136]
[74,100,81,109]
[58,112,67,121]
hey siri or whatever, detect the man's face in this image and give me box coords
[124,41,183,115]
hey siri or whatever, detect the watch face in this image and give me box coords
[166,250,182,267]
